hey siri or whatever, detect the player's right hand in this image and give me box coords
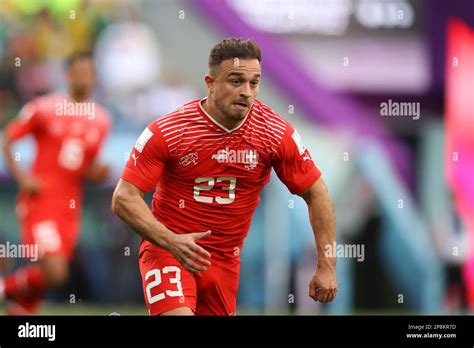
[168,230,212,273]
[19,174,41,195]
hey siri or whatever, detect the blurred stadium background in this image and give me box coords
[0,0,473,315]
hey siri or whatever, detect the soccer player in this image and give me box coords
[0,52,112,314]
[112,38,337,316]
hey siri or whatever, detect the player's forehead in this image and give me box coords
[218,58,261,79]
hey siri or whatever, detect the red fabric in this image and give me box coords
[122,99,321,259]
[4,265,46,299]
[445,19,474,310]
[139,242,240,316]
[6,93,111,218]
[7,295,43,315]
[18,203,80,260]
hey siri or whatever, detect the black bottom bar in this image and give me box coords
[0,315,472,346]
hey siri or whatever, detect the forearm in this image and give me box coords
[305,181,336,269]
[309,201,336,268]
[112,191,176,251]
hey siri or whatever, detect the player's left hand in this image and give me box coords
[84,163,110,183]
[309,264,337,303]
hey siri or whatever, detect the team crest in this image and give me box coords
[179,152,199,167]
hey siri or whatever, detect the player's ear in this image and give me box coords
[204,73,215,94]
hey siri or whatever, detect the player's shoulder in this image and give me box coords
[152,99,202,133]
[90,99,113,127]
[18,93,61,120]
[28,92,62,111]
[251,99,291,132]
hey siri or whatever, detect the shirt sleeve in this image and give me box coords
[5,100,41,140]
[272,124,321,195]
[121,120,170,193]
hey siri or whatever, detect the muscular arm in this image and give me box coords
[300,177,336,269]
[111,178,211,273]
[112,178,177,249]
[299,177,338,302]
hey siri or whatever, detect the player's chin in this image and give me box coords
[230,109,247,120]
[76,86,92,96]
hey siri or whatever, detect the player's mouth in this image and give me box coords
[233,101,248,110]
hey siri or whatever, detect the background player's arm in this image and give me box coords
[83,162,110,183]
[2,108,41,194]
[299,177,338,303]
[2,137,33,188]
[112,178,212,273]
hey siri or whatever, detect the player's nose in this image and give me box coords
[240,83,252,98]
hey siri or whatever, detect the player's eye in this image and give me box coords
[231,79,241,85]
[251,80,260,87]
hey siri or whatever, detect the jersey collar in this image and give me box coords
[198,97,252,134]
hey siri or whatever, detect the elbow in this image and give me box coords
[111,189,126,217]
[111,179,144,219]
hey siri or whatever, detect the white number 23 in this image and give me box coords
[145,266,183,304]
[193,176,236,204]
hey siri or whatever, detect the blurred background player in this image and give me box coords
[0,52,112,314]
[112,38,337,315]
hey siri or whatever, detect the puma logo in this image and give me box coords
[132,153,139,166]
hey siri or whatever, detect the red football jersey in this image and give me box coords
[6,93,111,215]
[122,98,320,259]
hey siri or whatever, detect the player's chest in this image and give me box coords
[41,116,101,146]
[167,135,272,180]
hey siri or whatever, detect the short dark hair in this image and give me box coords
[208,38,261,71]
[65,51,93,70]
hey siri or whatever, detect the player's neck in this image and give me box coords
[201,98,243,131]
[67,92,89,103]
